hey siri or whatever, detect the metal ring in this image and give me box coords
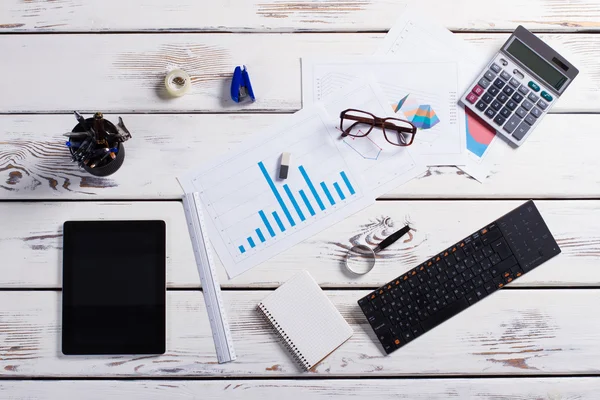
[344,244,376,275]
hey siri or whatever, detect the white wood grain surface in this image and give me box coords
[1,0,600,33]
[1,378,600,399]
[0,290,598,377]
[0,200,597,288]
[2,114,599,199]
[0,33,597,113]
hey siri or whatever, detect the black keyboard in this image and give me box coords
[357,200,561,354]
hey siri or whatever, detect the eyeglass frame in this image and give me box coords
[339,108,418,146]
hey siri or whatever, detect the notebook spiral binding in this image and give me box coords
[257,303,311,371]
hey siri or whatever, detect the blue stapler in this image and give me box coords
[230,65,255,103]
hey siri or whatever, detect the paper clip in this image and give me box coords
[230,65,255,103]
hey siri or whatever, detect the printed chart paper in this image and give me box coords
[179,83,378,278]
[376,6,513,182]
[302,57,466,167]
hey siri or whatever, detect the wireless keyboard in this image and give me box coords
[357,200,560,354]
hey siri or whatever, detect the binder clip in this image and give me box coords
[230,65,255,103]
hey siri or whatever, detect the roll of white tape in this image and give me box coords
[165,69,191,97]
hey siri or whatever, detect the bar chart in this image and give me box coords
[180,104,371,277]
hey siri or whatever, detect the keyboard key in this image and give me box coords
[472,250,485,262]
[491,100,503,111]
[500,71,511,81]
[472,85,485,96]
[482,93,493,104]
[530,107,542,118]
[420,297,469,332]
[478,78,491,89]
[490,63,501,73]
[524,114,536,126]
[496,256,518,275]
[464,257,475,268]
[513,122,530,140]
[493,78,505,89]
[497,93,509,103]
[489,253,501,266]
[502,86,514,96]
[512,92,524,103]
[484,107,496,119]
[503,114,522,134]
[484,281,496,294]
[480,258,492,270]
[481,270,493,282]
[528,92,539,102]
[505,100,518,111]
[509,78,520,88]
[518,85,529,95]
[537,100,548,110]
[521,99,533,111]
[487,86,499,96]
[541,91,553,102]
[372,297,383,309]
[515,107,527,118]
[475,286,488,300]
[528,81,540,92]
[491,239,512,260]
[465,291,477,305]
[499,107,511,118]
[481,229,502,245]
[484,70,496,81]
[493,114,506,126]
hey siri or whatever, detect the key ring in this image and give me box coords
[344,225,411,275]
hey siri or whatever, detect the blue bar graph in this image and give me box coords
[272,211,286,232]
[333,182,345,200]
[340,171,355,195]
[299,165,325,211]
[299,190,316,216]
[320,182,335,206]
[283,184,305,221]
[259,210,276,237]
[258,162,296,227]
[238,162,359,254]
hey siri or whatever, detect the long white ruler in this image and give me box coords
[182,192,236,363]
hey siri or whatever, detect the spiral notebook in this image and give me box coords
[257,271,353,371]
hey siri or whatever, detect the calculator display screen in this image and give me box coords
[506,39,567,90]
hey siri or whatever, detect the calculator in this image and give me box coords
[460,26,578,146]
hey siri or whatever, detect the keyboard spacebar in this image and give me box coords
[420,297,470,333]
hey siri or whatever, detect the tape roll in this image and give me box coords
[165,69,191,97]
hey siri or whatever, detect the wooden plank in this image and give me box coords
[0,33,597,113]
[0,200,597,288]
[2,378,600,399]
[1,114,599,199]
[0,289,598,377]
[2,0,600,33]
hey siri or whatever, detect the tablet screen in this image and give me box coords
[62,220,166,355]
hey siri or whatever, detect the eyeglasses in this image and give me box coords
[339,109,417,146]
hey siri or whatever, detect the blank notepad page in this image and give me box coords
[257,270,353,371]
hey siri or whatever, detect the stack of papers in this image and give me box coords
[180,5,510,278]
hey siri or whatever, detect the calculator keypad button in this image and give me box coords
[515,107,528,118]
[476,100,487,111]
[472,85,485,96]
[512,93,524,103]
[466,93,478,104]
[530,107,542,118]
[513,122,530,140]
[494,115,506,126]
[484,70,496,81]
[478,78,491,89]
[500,71,511,81]
[524,114,536,126]
[488,86,499,96]
[521,100,534,111]
[491,100,503,111]
[528,92,539,103]
[541,91,553,102]
[509,78,520,88]
[482,93,494,104]
[499,108,511,118]
[502,86,514,96]
[490,63,501,73]
[503,115,522,134]
[528,81,541,92]
[518,85,529,95]
[537,100,548,110]
[497,93,509,104]
[505,100,518,111]
[484,108,496,119]
[493,78,506,89]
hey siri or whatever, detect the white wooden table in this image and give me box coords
[1,1,600,398]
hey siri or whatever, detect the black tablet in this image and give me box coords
[62,220,166,355]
